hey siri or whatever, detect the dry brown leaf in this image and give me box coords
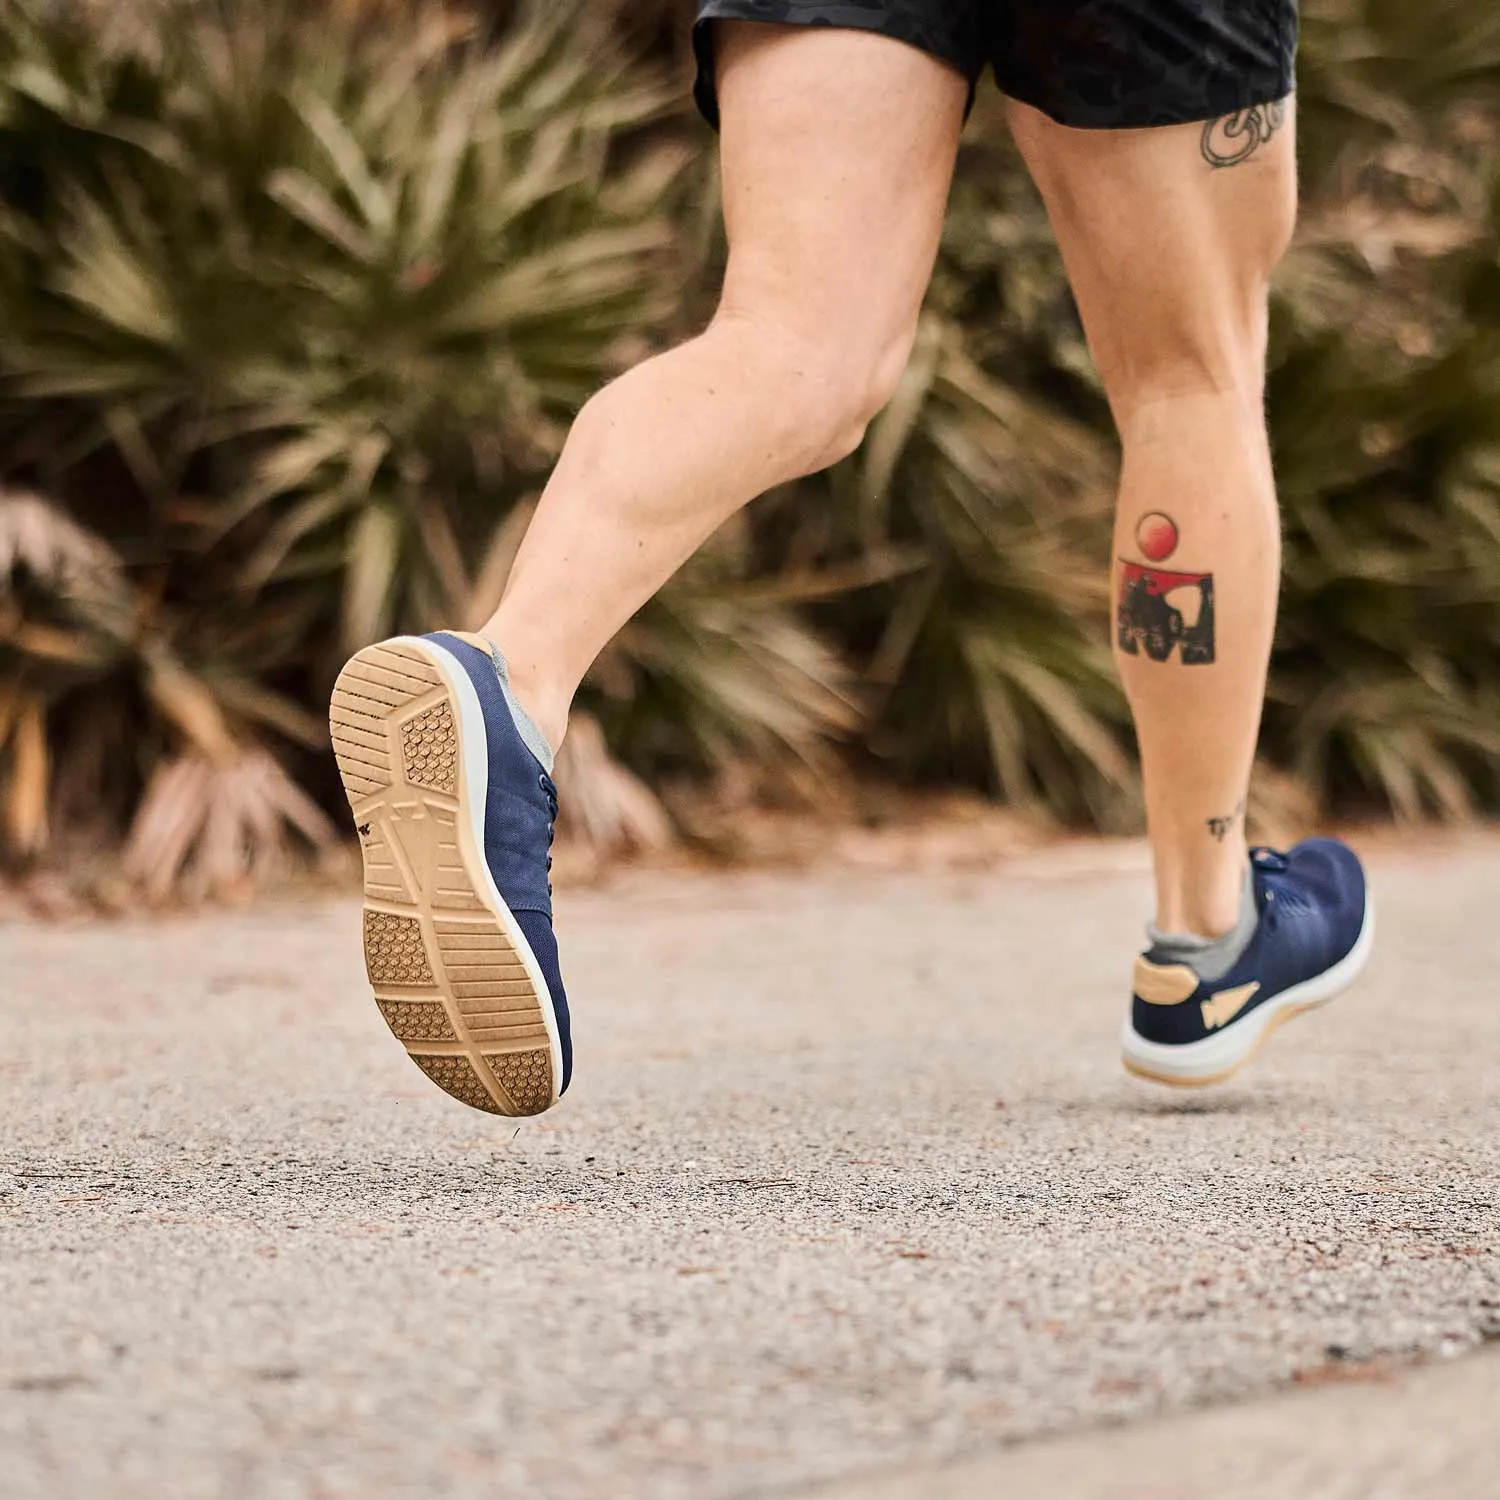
[143,654,237,763]
[5,695,51,857]
[125,757,213,899]
[123,747,342,902]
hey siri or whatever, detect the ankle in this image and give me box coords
[464,614,568,749]
[1150,860,1258,980]
[517,688,569,760]
[1157,899,1240,941]
[1154,850,1250,939]
[491,655,570,755]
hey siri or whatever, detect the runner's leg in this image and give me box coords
[1008,99,1298,938]
[484,23,966,750]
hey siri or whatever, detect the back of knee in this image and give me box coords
[716,307,918,477]
[1072,182,1296,418]
[810,328,915,468]
[1095,278,1277,420]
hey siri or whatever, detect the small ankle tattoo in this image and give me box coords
[1206,797,1246,842]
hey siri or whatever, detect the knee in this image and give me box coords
[798,327,913,472]
[712,305,917,477]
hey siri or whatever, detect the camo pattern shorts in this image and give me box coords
[692,0,1297,130]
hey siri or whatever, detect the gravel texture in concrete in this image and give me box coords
[2,836,1498,1499]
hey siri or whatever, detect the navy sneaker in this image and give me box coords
[330,632,570,1116]
[1123,838,1374,1087]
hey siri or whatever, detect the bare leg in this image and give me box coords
[483,23,967,749]
[1009,99,1298,937]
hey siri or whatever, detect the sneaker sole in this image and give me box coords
[1121,897,1376,1088]
[330,636,563,1117]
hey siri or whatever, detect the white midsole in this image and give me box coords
[1122,897,1376,1084]
[393,635,564,1103]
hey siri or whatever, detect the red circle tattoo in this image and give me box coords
[1135,512,1179,563]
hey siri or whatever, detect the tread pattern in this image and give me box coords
[401,702,458,794]
[331,638,558,1120]
[434,921,551,1049]
[358,822,404,903]
[330,643,442,804]
[486,1050,554,1115]
[363,912,435,987]
[377,1000,457,1043]
[427,807,485,911]
[412,1055,503,1114]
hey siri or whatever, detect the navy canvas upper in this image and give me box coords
[1132,838,1367,1047]
[427,633,573,1090]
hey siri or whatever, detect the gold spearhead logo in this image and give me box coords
[1201,982,1260,1031]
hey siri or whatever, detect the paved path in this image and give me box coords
[3,836,1498,1499]
[809,1345,1500,1499]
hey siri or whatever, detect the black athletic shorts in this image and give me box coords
[692,1,1297,131]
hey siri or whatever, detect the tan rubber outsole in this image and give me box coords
[330,639,556,1117]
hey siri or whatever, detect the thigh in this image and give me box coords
[1006,97,1298,410]
[712,21,966,364]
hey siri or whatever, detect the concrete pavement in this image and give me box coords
[806,1344,1500,1500]
[2,834,1498,1498]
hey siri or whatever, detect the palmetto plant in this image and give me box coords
[1266,0,1500,816]
[0,489,132,857]
[0,0,672,888]
[2,0,683,638]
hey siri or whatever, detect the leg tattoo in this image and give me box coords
[1201,99,1288,169]
[1206,797,1245,841]
[1116,512,1217,665]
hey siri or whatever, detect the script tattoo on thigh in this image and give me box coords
[1116,512,1217,665]
[1207,798,1245,842]
[1201,98,1288,169]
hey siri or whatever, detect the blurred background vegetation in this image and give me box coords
[2,0,1499,901]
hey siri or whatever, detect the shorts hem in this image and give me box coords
[995,74,1296,132]
[691,5,975,132]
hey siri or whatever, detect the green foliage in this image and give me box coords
[1,0,677,650]
[2,0,1498,889]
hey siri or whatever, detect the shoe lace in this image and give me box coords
[539,772,558,896]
